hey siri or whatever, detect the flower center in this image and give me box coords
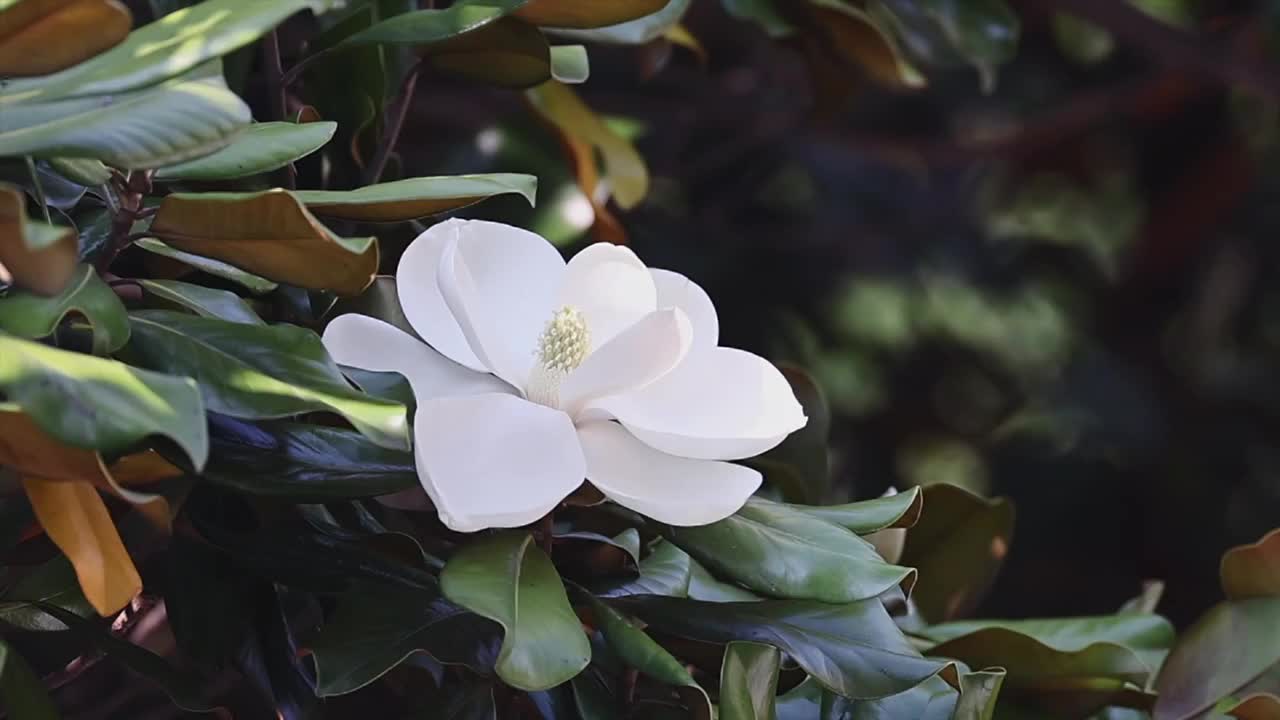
[527,305,590,408]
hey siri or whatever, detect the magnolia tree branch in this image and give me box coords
[1032,0,1280,99]
[365,61,423,186]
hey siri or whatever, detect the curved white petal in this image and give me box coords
[560,309,691,418]
[577,421,761,525]
[652,269,718,350]
[401,219,564,382]
[323,314,512,401]
[437,227,563,391]
[559,243,657,350]
[413,393,585,532]
[588,347,807,461]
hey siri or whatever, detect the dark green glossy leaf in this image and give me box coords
[135,238,279,294]
[747,366,830,504]
[441,531,591,691]
[615,595,952,699]
[199,414,416,500]
[165,534,256,669]
[337,0,525,48]
[0,264,128,353]
[138,279,264,325]
[598,539,690,598]
[293,174,537,222]
[0,638,58,720]
[309,581,501,695]
[1153,598,1280,720]
[686,557,762,602]
[154,121,337,181]
[0,0,343,102]
[898,483,1013,622]
[0,555,93,632]
[874,0,1019,91]
[719,641,780,720]
[665,497,913,603]
[121,310,409,451]
[74,206,113,264]
[924,615,1175,678]
[0,334,208,465]
[0,66,252,169]
[340,367,417,418]
[795,485,923,534]
[584,594,711,716]
[720,0,793,37]
[442,681,498,719]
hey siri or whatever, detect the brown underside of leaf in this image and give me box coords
[22,478,142,616]
[514,0,666,29]
[149,190,378,296]
[1228,694,1280,720]
[0,185,77,295]
[1221,528,1280,600]
[0,0,131,76]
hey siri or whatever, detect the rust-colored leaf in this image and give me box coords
[0,0,132,76]
[0,184,77,295]
[802,2,924,94]
[148,190,378,296]
[1222,528,1280,600]
[515,0,666,29]
[1228,694,1280,720]
[22,478,141,616]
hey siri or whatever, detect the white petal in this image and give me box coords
[437,226,563,391]
[651,269,718,349]
[587,347,807,461]
[560,309,692,418]
[577,421,761,525]
[559,243,657,350]
[399,219,564,381]
[323,314,512,400]
[413,393,585,532]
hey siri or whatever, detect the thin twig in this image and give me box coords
[263,30,296,190]
[279,49,328,92]
[24,157,50,223]
[1032,0,1280,99]
[365,61,423,186]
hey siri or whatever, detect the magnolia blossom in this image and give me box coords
[322,219,806,532]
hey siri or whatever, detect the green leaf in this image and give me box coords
[665,497,914,603]
[897,483,1014,622]
[598,539,691,598]
[550,46,590,83]
[551,0,692,44]
[794,485,923,534]
[0,66,252,169]
[134,238,279,294]
[0,0,343,103]
[121,310,409,450]
[583,594,711,716]
[32,603,220,712]
[1153,598,1280,720]
[0,555,94,632]
[615,595,952,700]
[923,615,1176,677]
[0,639,58,720]
[341,367,417,418]
[0,183,77,295]
[147,189,377,296]
[0,334,208,465]
[309,581,502,695]
[954,668,1004,720]
[47,157,111,187]
[337,0,526,47]
[441,531,591,691]
[441,681,499,719]
[199,414,417,500]
[0,264,128,353]
[138,279,264,325]
[719,641,781,720]
[154,121,337,181]
[686,557,762,602]
[293,174,537,222]
[720,0,793,37]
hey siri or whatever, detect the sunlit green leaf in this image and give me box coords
[138,279,264,325]
[154,121,337,181]
[293,174,537,222]
[719,641,780,720]
[0,264,127,353]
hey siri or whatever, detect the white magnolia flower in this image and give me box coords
[322,219,806,532]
